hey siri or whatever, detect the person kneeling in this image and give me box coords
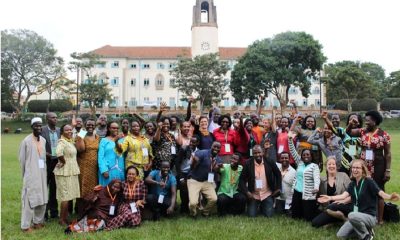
[216,153,246,216]
[145,161,177,221]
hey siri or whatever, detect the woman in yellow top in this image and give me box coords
[116,120,153,179]
[54,124,80,226]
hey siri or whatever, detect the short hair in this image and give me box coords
[160,116,172,125]
[233,152,242,159]
[85,118,96,125]
[105,121,118,137]
[60,124,71,135]
[145,121,157,129]
[199,115,209,123]
[365,110,383,126]
[300,148,313,161]
[244,118,252,127]
[170,115,181,124]
[350,159,369,180]
[218,114,232,127]
[279,151,290,157]
[346,113,363,127]
[126,165,139,176]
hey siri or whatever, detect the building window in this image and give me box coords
[144,78,150,87]
[129,98,137,107]
[130,78,136,87]
[110,97,119,107]
[129,64,137,69]
[303,99,308,106]
[169,63,176,69]
[157,97,162,106]
[155,74,164,90]
[169,97,175,107]
[157,63,165,69]
[110,77,119,86]
[315,99,321,107]
[111,61,119,68]
[96,63,106,68]
[144,97,150,104]
[289,87,298,94]
[312,86,320,95]
[224,98,230,107]
[142,64,150,69]
[169,79,175,87]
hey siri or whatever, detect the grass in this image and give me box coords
[1,129,400,239]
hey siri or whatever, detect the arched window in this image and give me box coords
[201,1,209,23]
[155,74,164,90]
[313,86,320,95]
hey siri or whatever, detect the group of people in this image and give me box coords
[18,99,399,239]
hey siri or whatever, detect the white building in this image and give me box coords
[84,0,325,110]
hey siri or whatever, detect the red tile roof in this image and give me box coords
[91,45,246,60]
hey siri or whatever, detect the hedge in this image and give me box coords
[380,98,400,111]
[28,99,73,113]
[334,99,377,111]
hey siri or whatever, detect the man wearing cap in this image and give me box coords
[19,118,48,232]
[40,112,60,219]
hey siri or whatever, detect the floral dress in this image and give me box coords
[153,133,177,170]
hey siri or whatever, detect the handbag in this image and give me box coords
[383,202,400,222]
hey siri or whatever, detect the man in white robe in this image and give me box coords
[19,117,48,232]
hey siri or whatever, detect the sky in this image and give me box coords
[1,0,399,77]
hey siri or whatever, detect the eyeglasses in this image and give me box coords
[351,167,362,169]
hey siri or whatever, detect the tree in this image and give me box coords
[169,53,229,113]
[79,75,112,116]
[323,61,378,112]
[38,76,75,112]
[359,62,386,101]
[1,29,65,115]
[68,52,105,114]
[230,31,326,111]
[385,70,400,97]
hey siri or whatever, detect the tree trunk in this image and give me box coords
[199,99,204,115]
[347,99,353,113]
[90,105,96,117]
[47,90,52,113]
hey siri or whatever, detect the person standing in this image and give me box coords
[95,115,108,138]
[19,117,48,232]
[239,145,281,217]
[41,112,60,219]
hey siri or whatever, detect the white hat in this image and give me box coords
[31,117,43,126]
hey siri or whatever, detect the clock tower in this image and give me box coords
[191,0,219,57]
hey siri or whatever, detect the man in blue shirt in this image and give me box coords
[145,161,177,221]
[187,141,222,217]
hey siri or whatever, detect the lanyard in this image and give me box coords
[159,172,169,185]
[107,185,117,204]
[223,130,228,143]
[127,181,137,200]
[366,129,379,148]
[353,179,364,206]
[32,135,43,157]
[255,160,263,178]
[164,133,174,143]
[210,156,216,172]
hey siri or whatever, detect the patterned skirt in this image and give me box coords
[55,175,80,201]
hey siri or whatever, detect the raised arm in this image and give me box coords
[156,101,167,123]
[133,113,146,128]
[346,118,361,137]
[288,132,302,165]
[153,122,163,142]
[271,109,277,133]
[185,96,194,121]
[307,128,322,145]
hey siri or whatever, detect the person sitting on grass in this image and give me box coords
[65,179,122,233]
[145,161,177,221]
[216,153,246,216]
[318,160,399,240]
[239,145,281,218]
[105,166,146,230]
[312,156,351,228]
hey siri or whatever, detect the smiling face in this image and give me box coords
[181,121,191,135]
[85,120,95,134]
[253,146,264,162]
[32,122,43,136]
[331,114,340,128]
[121,119,130,133]
[279,153,290,167]
[230,154,239,168]
[145,122,155,135]
[62,124,73,139]
[275,114,282,127]
[162,118,171,133]
[232,119,240,130]
[109,122,119,137]
[326,158,337,175]
[98,115,107,127]
[301,149,312,163]
[160,161,170,177]
[305,117,315,129]
[323,124,333,138]
[211,142,221,156]
[220,117,230,130]
[199,117,209,130]
[110,181,122,195]
[75,118,83,128]
[245,120,253,132]
[131,121,141,135]
[170,117,177,131]
[365,116,376,131]
[126,167,138,183]
[348,115,359,129]
[351,160,364,179]
[280,118,289,130]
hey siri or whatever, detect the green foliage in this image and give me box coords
[334,99,377,111]
[324,61,380,109]
[381,98,400,111]
[80,75,113,116]
[352,98,377,111]
[384,71,400,97]
[169,53,229,113]
[1,29,65,115]
[27,99,73,113]
[231,31,326,109]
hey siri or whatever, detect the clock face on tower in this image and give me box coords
[201,41,210,51]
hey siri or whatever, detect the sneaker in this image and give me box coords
[326,209,347,221]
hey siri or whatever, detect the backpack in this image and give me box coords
[383,202,400,222]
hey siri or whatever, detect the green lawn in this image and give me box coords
[1,132,400,240]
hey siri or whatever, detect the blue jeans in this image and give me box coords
[247,195,274,217]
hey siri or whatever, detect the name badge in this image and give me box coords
[130,202,138,213]
[109,205,115,215]
[171,146,176,155]
[78,129,87,139]
[249,149,253,156]
[142,148,149,157]
[208,172,214,183]
[353,205,358,212]
[365,149,374,160]
[255,179,263,189]
[225,144,231,153]
[278,145,284,153]
[348,145,356,156]
[158,194,165,204]
[38,159,45,169]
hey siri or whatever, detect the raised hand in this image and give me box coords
[160,101,168,112]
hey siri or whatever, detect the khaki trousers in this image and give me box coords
[187,179,217,216]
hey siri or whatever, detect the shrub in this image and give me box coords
[352,98,377,111]
[334,99,348,111]
[28,99,73,113]
[380,98,400,111]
